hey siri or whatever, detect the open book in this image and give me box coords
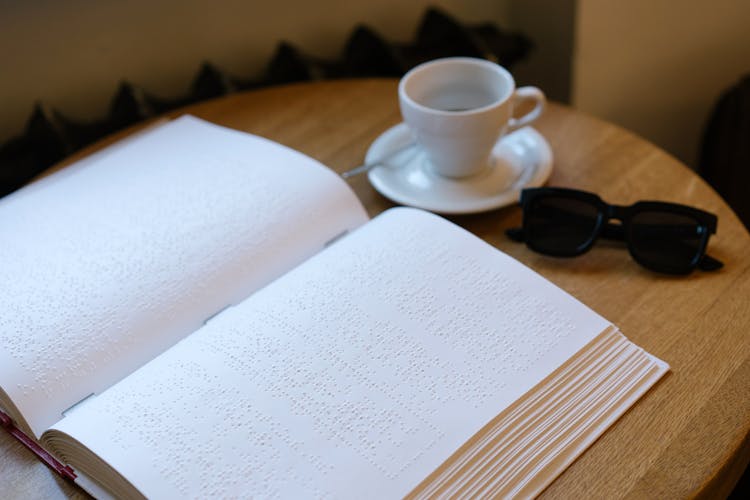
[0,116,668,499]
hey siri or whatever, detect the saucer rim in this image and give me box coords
[366,123,553,214]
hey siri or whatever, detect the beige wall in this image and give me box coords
[573,0,750,167]
[6,0,745,170]
[0,0,510,142]
[509,0,576,104]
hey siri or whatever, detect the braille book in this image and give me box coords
[0,116,668,499]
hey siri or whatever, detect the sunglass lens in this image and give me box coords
[526,196,600,255]
[629,211,707,273]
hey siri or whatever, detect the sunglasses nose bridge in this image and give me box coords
[599,204,628,241]
[608,204,629,223]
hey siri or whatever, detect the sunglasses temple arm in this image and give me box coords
[698,253,724,271]
[505,227,525,242]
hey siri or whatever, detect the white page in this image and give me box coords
[0,116,368,436]
[48,207,611,499]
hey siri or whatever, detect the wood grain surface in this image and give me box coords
[3,79,749,499]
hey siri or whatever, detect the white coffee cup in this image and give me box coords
[399,57,546,178]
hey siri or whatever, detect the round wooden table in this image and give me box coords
[3,79,749,498]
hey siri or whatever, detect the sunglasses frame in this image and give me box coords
[516,187,720,274]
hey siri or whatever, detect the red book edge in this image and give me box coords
[0,409,77,481]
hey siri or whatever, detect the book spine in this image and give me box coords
[0,409,77,481]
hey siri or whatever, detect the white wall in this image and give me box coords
[0,0,510,142]
[573,0,750,167]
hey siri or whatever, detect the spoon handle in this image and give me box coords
[341,142,416,179]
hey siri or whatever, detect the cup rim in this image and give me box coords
[398,57,515,116]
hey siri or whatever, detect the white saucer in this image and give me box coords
[366,123,553,214]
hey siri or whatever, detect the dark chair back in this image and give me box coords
[698,74,750,230]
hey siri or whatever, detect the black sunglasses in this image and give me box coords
[507,187,723,274]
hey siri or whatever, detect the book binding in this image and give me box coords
[0,409,77,481]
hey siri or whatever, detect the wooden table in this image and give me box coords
[3,79,749,499]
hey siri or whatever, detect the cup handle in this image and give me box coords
[507,86,546,133]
